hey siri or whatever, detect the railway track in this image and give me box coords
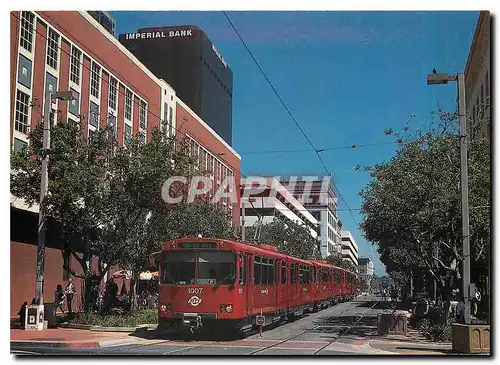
[248,300,378,355]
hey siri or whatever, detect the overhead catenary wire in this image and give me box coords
[15,12,370,212]
[15,12,387,254]
[222,11,359,227]
[12,12,269,219]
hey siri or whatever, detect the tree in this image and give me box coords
[10,117,212,311]
[11,119,123,310]
[358,105,491,303]
[245,216,319,259]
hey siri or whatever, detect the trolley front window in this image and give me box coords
[197,251,236,285]
[160,251,196,285]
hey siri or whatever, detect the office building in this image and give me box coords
[87,11,116,36]
[119,25,233,145]
[465,11,491,140]
[10,11,240,315]
[281,177,342,258]
[341,231,359,270]
[358,257,374,290]
[240,177,318,242]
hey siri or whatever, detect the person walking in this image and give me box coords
[65,278,76,314]
[55,285,65,314]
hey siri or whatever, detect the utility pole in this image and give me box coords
[241,200,245,241]
[427,71,471,324]
[35,89,52,305]
[458,73,471,324]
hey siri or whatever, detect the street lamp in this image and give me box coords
[35,90,78,308]
[426,71,471,324]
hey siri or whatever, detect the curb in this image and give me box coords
[11,340,101,349]
[11,337,167,351]
[58,323,157,332]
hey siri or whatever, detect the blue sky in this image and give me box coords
[111,11,479,276]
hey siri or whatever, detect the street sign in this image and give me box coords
[256,315,265,326]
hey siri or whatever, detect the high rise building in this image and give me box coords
[358,257,374,290]
[87,11,115,36]
[10,11,240,316]
[240,177,318,242]
[281,177,342,258]
[341,231,359,270]
[118,26,233,145]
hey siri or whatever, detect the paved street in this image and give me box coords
[12,298,399,355]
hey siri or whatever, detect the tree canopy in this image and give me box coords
[11,118,235,310]
[358,107,490,301]
[245,216,320,259]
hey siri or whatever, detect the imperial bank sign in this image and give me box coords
[123,28,228,68]
[124,29,194,40]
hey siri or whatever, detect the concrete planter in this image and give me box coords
[378,312,409,336]
[452,324,490,354]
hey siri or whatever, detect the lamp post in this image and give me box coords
[426,71,470,324]
[35,89,78,307]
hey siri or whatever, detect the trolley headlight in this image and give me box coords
[160,304,167,312]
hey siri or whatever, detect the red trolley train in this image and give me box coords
[156,237,357,335]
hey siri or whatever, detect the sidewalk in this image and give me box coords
[368,328,453,355]
[11,328,141,349]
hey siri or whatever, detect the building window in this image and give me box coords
[125,89,132,120]
[46,28,59,69]
[169,106,173,136]
[18,54,32,89]
[13,138,28,154]
[139,131,146,145]
[108,113,117,136]
[68,88,80,116]
[45,72,58,102]
[20,11,35,52]
[89,101,99,128]
[70,46,82,85]
[90,62,100,98]
[108,77,117,110]
[15,90,30,134]
[125,123,132,145]
[139,100,147,130]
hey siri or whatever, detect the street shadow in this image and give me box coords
[311,315,380,340]
[357,301,401,310]
[128,326,250,342]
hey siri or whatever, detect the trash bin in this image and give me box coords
[44,303,58,328]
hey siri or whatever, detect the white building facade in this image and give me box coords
[280,177,342,258]
[240,177,318,242]
[358,257,374,290]
[341,230,359,270]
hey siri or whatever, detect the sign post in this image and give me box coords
[256,310,265,338]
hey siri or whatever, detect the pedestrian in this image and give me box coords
[55,285,65,314]
[109,277,119,307]
[65,277,76,314]
[18,302,27,329]
[456,295,466,324]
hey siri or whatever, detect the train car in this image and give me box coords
[156,236,357,336]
